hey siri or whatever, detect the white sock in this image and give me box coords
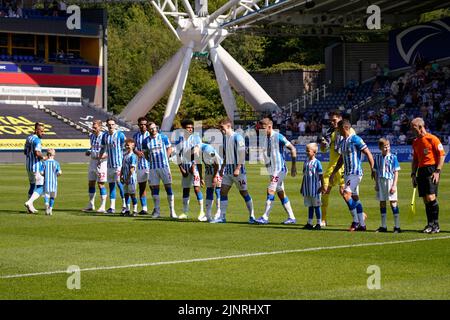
[143,205,148,212]
[126,203,130,210]
[262,200,274,220]
[308,217,313,225]
[357,212,366,227]
[183,198,189,213]
[110,198,116,210]
[381,213,387,228]
[205,199,213,218]
[122,198,126,208]
[394,214,400,228]
[282,200,295,219]
[216,198,220,211]
[168,194,175,215]
[198,199,204,215]
[100,195,107,209]
[245,199,255,219]
[27,191,41,205]
[152,195,160,210]
[89,192,96,207]
[220,200,228,219]
[133,204,138,212]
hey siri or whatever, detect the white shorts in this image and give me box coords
[205,174,222,189]
[304,196,321,207]
[182,171,201,188]
[376,178,398,202]
[107,167,121,183]
[148,167,172,186]
[137,169,149,184]
[88,160,107,183]
[343,174,362,196]
[124,183,137,194]
[221,173,248,191]
[44,191,57,199]
[28,171,44,185]
[267,171,286,192]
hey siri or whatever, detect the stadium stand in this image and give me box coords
[357,62,450,145]
[266,60,450,147]
[0,103,87,139]
[43,104,135,136]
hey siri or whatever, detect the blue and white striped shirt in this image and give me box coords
[143,133,171,169]
[262,131,291,174]
[223,132,246,175]
[374,153,400,180]
[201,143,222,175]
[339,134,367,176]
[24,134,42,172]
[177,133,202,172]
[122,152,138,185]
[89,132,104,160]
[133,131,150,170]
[301,158,323,198]
[101,130,126,168]
[42,159,61,193]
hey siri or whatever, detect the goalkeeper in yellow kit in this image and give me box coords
[319,111,355,226]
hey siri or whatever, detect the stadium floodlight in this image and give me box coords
[120,0,280,130]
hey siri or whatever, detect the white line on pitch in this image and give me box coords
[1,235,450,279]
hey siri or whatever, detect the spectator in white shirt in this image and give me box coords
[297,119,306,135]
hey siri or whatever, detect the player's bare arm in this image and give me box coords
[287,144,297,177]
[236,140,246,177]
[432,155,445,184]
[362,148,375,180]
[391,170,398,194]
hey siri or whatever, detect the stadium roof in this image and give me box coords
[220,0,450,36]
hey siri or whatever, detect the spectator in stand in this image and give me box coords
[14,0,23,18]
[400,117,410,135]
[393,118,401,134]
[346,90,354,108]
[390,80,399,97]
[398,133,407,145]
[286,120,296,134]
[309,119,318,134]
[368,116,377,135]
[397,78,405,97]
[386,132,395,145]
[298,118,306,136]
[51,0,59,16]
[404,92,413,108]
[59,0,67,14]
[276,112,283,127]
[7,4,14,17]
[381,112,390,128]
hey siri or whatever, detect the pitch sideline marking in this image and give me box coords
[1,235,450,279]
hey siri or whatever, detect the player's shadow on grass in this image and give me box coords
[131,217,265,225]
[1,209,31,215]
[257,225,353,232]
[258,225,450,233]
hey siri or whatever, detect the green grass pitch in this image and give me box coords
[0,162,449,300]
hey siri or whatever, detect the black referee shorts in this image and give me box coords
[417,165,439,197]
